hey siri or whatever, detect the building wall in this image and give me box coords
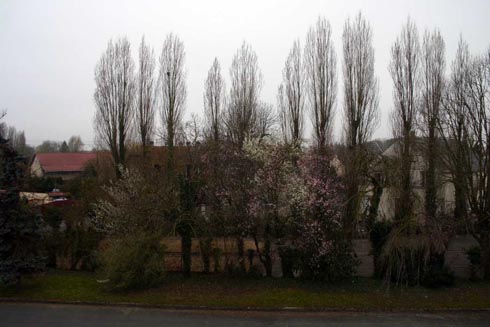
[374,141,456,222]
[30,157,44,178]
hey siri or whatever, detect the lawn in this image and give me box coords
[1,271,489,310]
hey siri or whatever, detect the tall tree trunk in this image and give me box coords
[236,237,246,273]
[344,149,360,239]
[263,237,272,277]
[398,133,413,226]
[199,237,212,274]
[179,223,192,278]
[480,233,490,280]
[425,136,437,224]
[453,171,467,222]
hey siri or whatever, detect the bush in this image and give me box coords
[381,235,428,286]
[199,238,213,274]
[247,264,264,278]
[278,246,301,278]
[300,241,359,282]
[225,260,247,278]
[422,265,455,288]
[99,234,166,291]
[369,220,393,278]
[465,246,483,280]
[41,203,102,271]
[211,247,222,273]
[466,246,481,266]
[57,227,101,271]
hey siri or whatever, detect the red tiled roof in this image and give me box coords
[34,152,97,173]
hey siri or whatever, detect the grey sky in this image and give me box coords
[1,0,489,148]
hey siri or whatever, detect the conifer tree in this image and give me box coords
[0,135,44,285]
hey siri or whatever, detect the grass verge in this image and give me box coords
[1,270,489,310]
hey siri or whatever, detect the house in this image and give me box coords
[365,138,456,222]
[30,152,97,180]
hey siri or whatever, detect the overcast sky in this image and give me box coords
[1,0,489,147]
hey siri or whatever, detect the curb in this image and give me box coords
[1,298,489,313]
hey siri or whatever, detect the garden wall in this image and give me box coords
[159,235,477,278]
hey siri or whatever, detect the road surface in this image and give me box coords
[0,303,489,326]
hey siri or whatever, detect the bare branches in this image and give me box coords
[68,135,84,152]
[389,17,421,222]
[136,36,156,153]
[420,29,445,138]
[463,52,490,217]
[278,40,304,146]
[342,12,379,147]
[158,33,186,150]
[94,37,135,174]
[440,38,471,164]
[225,42,264,148]
[419,29,446,223]
[439,38,471,221]
[341,12,379,238]
[304,17,337,149]
[389,18,420,141]
[256,102,276,141]
[204,58,225,143]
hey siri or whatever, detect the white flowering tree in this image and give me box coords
[93,169,173,236]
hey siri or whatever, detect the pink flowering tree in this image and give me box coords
[292,150,358,281]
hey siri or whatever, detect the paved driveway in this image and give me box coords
[1,303,489,326]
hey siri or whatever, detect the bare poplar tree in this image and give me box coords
[94,37,135,176]
[341,13,379,237]
[304,17,337,150]
[419,29,445,225]
[441,47,490,277]
[460,51,490,277]
[278,40,304,146]
[158,33,186,166]
[224,42,267,272]
[440,38,471,224]
[137,36,156,155]
[389,18,420,222]
[342,13,379,147]
[204,58,225,143]
[225,42,263,148]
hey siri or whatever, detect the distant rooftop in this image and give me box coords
[33,152,97,173]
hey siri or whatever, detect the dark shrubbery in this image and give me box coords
[99,233,166,291]
[279,242,358,282]
[422,265,455,288]
[0,137,45,285]
[465,246,482,280]
[247,264,264,278]
[212,247,222,273]
[300,241,359,282]
[369,220,393,278]
[278,246,301,278]
[24,176,62,193]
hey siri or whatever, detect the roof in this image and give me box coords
[33,152,97,173]
[364,139,396,155]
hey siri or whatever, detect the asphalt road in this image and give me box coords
[1,303,490,326]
